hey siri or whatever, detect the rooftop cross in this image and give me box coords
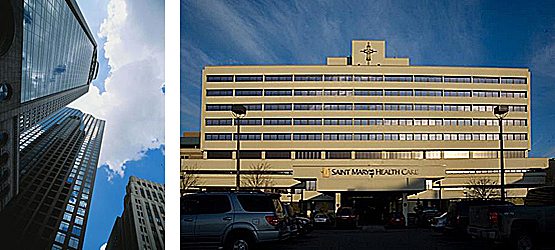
[360,42,377,65]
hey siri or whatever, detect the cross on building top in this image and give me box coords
[360,42,378,65]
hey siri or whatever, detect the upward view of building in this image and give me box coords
[182,40,550,223]
[0,0,99,210]
[107,176,165,250]
[0,107,105,249]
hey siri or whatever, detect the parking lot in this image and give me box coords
[260,228,490,250]
[185,227,498,250]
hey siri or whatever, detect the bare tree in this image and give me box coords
[465,175,500,200]
[181,162,202,195]
[241,162,274,191]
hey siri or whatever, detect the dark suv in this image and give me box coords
[181,192,288,250]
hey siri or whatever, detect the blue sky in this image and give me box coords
[72,0,165,249]
[181,0,555,158]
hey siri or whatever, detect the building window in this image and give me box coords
[265,104,292,111]
[236,75,263,82]
[238,151,262,159]
[425,151,441,159]
[264,118,292,125]
[54,232,66,244]
[233,133,262,141]
[63,212,72,222]
[265,89,292,96]
[444,76,470,83]
[263,133,291,140]
[355,151,382,159]
[444,90,471,97]
[354,75,383,81]
[51,245,63,250]
[293,133,322,140]
[207,151,233,159]
[296,151,321,159]
[206,119,232,126]
[501,78,526,84]
[385,90,413,96]
[68,237,79,248]
[325,75,353,81]
[265,75,293,81]
[59,222,69,232]
[205,133,232,141]
[414,76,442,82]
[294,118,322,125]
[72,226,82,236]
[354,103,383,110]
[414,90,442,96]
[324,133,352,140]
[444,105,470,111]
[385,104,413,111]
[509,105,527,112]
[294,103,322,110]
[385,151,412,159]
[354,133,383,140]
[324,119,352,125]
[414,104,442,111]
[384,75,413,82]
[444,151,470,159]
[206,89,233,96]
[326,151,351,159]
[206,104,232,111]
[295,75,323,81]
[473,77,499,84]
[324,89,353,96]
[354,89,383,96]
[235,89,262,96]
[472,151,498,158]
[354,118,383,125]
[265,151,291,159]
[504,151,526,158]
[294,89,322,96]
[305,180,317,191]
[324,103,352,110]
[235,118,262,126]
[473,91,499,98]
[206,75,233,82]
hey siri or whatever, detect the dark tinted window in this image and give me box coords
[526,187,555,206]
[195,195,232,214]
[238,195,275,212]
[181,197,197,215]
[207,151,233,159]
[265,151,291,159]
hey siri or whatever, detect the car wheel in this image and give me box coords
[515,234,533,250]
[226,234,254,250]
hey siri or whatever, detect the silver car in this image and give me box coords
[181,192,288,250]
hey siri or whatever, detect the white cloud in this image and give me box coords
[71,0,164,180]
[100,243,107,250]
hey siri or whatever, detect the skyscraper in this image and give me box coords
[107,176,165,250]
[0,107,105,249]
[0,0,98,210]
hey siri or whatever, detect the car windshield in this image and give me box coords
[315,214,327,218]
[337,209,353,215]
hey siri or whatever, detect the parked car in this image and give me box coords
[445,199,513,237]
[468,186,555,250]
[336,207,358,228]
[313,213,332,228]
[418,208,441,227]
[181,191,289,250]
[431,212,447,233]
[385,212,406,228]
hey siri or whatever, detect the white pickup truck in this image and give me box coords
[467,186,555,250]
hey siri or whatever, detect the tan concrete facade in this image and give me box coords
[184,40,548,202]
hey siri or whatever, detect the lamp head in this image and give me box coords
[494,105,509,116]
[231,104,247,116]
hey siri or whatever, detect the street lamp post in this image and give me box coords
[494,105,509,202]
[232,104,247,190]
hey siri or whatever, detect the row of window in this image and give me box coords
[206,75,527,84]
[206,89,527,98]
[206,118,527,127]
[206,103,528,112]
[206,150,527,159]
[205,133,527,141]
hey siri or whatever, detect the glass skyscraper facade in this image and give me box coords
[0,0,98,212]
[0,107,105,249]
[21,0,95,103]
